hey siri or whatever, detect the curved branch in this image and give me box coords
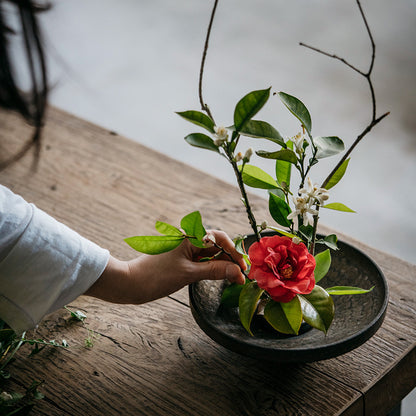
[198,0,219,122]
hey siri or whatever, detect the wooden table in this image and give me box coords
[1,108,415,415]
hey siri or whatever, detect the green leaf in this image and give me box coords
[264,297,302,335]
[234,88,271,131]
[278,92,312,134]
[176,110,215,133]
[234,236,250,265]
[266,226,298,239]
[256,149,297,164]
[299,286,334,334]
[125,235,184,254]
[155,221,183,236]
[313,136,345,159]
[322,202,355,213]
[325,286,374,295]
[240,164,279,189]
[70,310,87,322]
[324,158,350,190]
[269,192,292,228]
[275,141,293,188]
[184,133,219,153]
[221,283,245,308]
[299,224,314,241]
[323,234,339,250]
[314,249,331,283]
[239,281,264,336]
[180,211,206,243]
[239,120,285,147]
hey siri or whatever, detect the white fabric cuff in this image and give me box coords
[0,199,109,334]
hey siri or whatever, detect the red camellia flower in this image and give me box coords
[248,235,316,303]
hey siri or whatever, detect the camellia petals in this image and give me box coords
[248,235,316,303]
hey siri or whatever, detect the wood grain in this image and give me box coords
[1,107,415,415]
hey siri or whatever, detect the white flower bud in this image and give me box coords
[203,233,216,247]
[260,221,268,230]
[292,132,305,155]
[292,236,302,244]
[243,147,254,162]
[0,392,13,401]
[235,152,243,162]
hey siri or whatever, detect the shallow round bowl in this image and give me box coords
[189,236,389,363]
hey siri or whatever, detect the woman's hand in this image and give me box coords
[84,230,246,305]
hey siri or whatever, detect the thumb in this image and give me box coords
[192,261,245,285]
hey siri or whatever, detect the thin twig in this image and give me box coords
[212,241,249,278]
[303,0,389,253]
[299,42,365,76]
[198,0,219,122]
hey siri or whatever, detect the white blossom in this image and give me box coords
[287,196,318,226]
[300,177,329,205]
[292,132,305,155]
[213,125,229,145]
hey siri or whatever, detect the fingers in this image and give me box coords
[191,260,245,285]
[205,230,247,271]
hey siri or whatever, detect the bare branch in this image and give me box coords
[299,42,365,76]
[300,0,388,190]
[198,0,219,122]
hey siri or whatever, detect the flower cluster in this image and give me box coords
[287,177,329,226]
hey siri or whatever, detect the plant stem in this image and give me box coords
[198,0,219,122]
[230,159,261,241]
[212,241,249,278]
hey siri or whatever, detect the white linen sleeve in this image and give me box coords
[0,185,110,334]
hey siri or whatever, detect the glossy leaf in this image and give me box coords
[155,221,183,236]
[256,149,297,164]
[322,202,355,213]
[221,282,245,308]
[180,211,206,243]
[240,164,279,189]
[176,110,215,133]
[125,235,184,254]
[323,234,339,250]
[278,92,312,134]
[239,120,285,147]
[314,249,331,283]
[269,192,292,228]
[299,224,314,242]
[324,158,350,190]
[267,226,298,239]
[239,281,264,336]
[299,286,334,334]
[313,136,345,159]
[184,133,219,153]
[234,88,271,131]
[264,297,302,335]
[275,141,293,188]
[325,286,374,295]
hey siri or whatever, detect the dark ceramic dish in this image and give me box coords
[189,234,389,363]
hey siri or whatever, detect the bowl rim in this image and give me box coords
[189,233,389,363]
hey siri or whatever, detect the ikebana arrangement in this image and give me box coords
[125,0,388,338]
